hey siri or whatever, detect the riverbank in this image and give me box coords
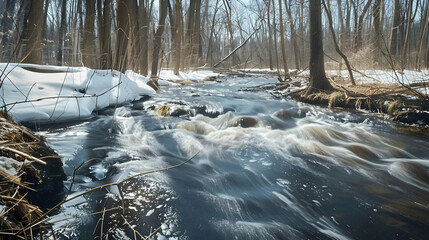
[289,78,429,126]
[0,110,66,238]
[237,68,429,126]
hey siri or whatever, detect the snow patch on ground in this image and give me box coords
[158,69,220,82]
[0,63,155,123]
[0,156,25,176]
[323,69,429,85]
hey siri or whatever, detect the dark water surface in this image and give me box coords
[39,76,429,239]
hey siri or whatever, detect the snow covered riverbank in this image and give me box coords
[0,64,219,123]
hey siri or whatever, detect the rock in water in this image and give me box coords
[155,105,172,117]
[231,117,258,128]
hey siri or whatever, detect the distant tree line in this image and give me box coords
[0,0,428,77]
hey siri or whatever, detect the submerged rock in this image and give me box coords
[203,76,216,82]
[170,108,189,117]
[231,117,259,128]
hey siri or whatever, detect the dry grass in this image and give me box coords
[328,91,347,108]
[155,105,171,117]
[0,110,48,238]
[387,100,404,115]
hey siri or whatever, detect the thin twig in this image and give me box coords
[121,215,145,239]
[144,224,163,240]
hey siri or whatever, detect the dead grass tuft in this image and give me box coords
[155,105,171,117]
[387,100,404,116]
[329,91,347,108]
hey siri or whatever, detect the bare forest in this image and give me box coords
[1,0,428,74]
[1,1,429,239]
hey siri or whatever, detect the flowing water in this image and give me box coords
[37,76,429,239]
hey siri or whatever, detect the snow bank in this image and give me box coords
[323,69,429,85]
[0,63,155,123]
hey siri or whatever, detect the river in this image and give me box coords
[36,75,429,239]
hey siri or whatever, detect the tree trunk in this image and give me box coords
[184,1,196,69]
[138,0,151,76]
[99,0,112,69]
[150,0,168,78]
[278,0,289,78]
[82,0,96,68]
[401,0,417,70]
[22,0,44,64]
[390,0,401,56]
[128,0,139,71]
[116,0,131,73]
[206,0,220,66]
[345,0,351,49]
[305,0,334,95]
[285,0,300,70]
[272,0,279,71]
[337,0,345,49]
[372,0,382,65]
[172,0,183,75]
[192,0,201,68]
[1,0,16,61]
[71,0,83,66]
[417,1,429,71]
[355,0,373,51]
[266,0,274,70]
[57,0,67,65]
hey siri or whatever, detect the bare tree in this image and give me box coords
[265,0,274,70]
[417,1,429,71]
[116,0,132,73]
[390,0,401,57]
[97,0,112,69]
[82,0,96,68]
[22,0,44,64]
[206,0,221,66]
[168,0,183,75]
[354,0,373,51]
[285,0,301,70]
[150,0,168,78]
[138,0,153,76]
[1,0,16,61]
[372,0,382,65]
[401,0,418,70]
[57,0,67,65]
[305,0,334,96]
[278,0,289,78]
[322,0,355,85]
